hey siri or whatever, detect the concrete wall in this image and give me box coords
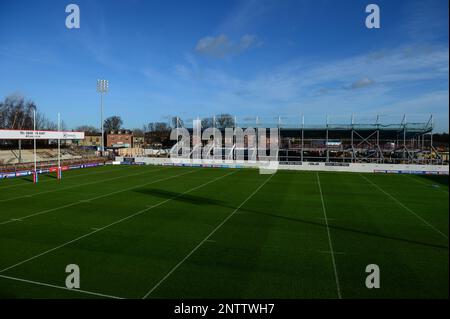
[116,156,449,175]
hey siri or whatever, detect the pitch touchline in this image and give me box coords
[316,172,342,299]
[0,170,237,274]
[0,166,168,203]
[142,172,275,299]
[0,274,123,299]
[0,167,182,225]
[359,174,448,239]
[0,165,131,190]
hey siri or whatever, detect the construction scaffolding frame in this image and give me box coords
[174,114,444,165]
[276,114,441,164]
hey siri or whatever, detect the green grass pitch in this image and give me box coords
[0,165,448,299]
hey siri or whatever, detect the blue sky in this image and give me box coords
[0,0,448,131]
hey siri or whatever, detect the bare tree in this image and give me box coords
[0,94,36,130]
[35,112,57,130]
[132,128,144,137]
[201,117,214,129]
[171,116,184,128]
[216,113,235,129]
[76,125,99,133]
[103,116,123,132]
[0,94,61,148]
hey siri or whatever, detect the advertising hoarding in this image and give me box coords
[0,129,84,140]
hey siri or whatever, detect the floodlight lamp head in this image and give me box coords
[96,79,109,93]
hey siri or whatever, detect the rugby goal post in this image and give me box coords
[0,129,84,183]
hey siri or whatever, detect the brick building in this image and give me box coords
[106,130,133,148]
[79,132,102,148]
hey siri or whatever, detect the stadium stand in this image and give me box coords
[0,147,96,165]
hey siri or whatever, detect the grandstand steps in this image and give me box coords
[0,149,83,164]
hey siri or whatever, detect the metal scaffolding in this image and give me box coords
[177,114,444,165]
[276,114,441,164]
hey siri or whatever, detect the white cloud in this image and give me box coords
[195,34,259,58]
[350,78,375,89]
[166,43,449,129]
[239,34,258,50]
[218,0,272,33]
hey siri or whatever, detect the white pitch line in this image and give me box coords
[0,167,189,226]
[0,274,123,299]
[0,165,131,190]
[142,172,275,299]
[359,174,448,239]
[316,172,342,299]
[403,174,429,186]
[318,250,346,255]
[0,170,237,274]
[0,166,168,203]
[403,174,449,194]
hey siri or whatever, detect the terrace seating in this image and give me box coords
[0,148,87,164]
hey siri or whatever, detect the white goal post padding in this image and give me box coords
[0,129,84,140]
